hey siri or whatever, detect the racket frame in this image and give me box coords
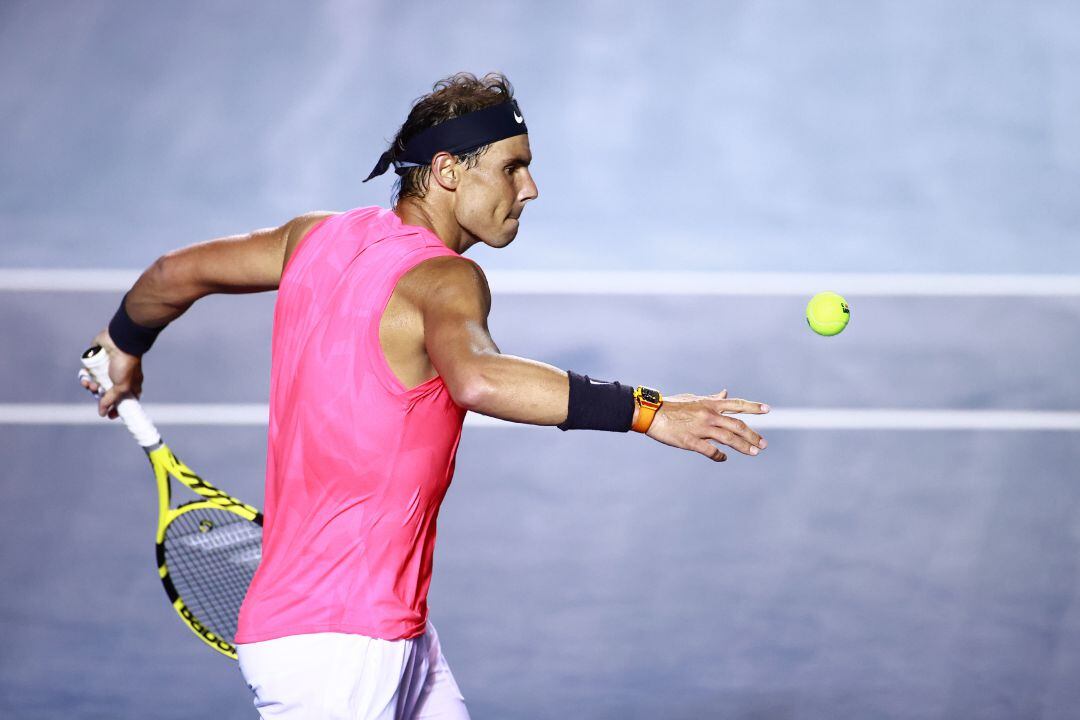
[149,444,262,659]
[81,345,263,660]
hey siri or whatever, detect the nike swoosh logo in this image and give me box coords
[514,111,524,123]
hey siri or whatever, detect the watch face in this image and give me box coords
[639,387,661,405]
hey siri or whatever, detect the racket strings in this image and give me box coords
[163,507,262,644]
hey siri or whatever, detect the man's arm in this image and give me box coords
[83,212,334,417]
[419,257,771,461]
[420,256,570,425]
[123,212,335,327]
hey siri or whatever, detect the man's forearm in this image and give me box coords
[462,353,640,427]
[122,255,205,328]
[463,353,567,424]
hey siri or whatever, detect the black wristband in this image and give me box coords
[556,370,635,432]
[108,292,165,357]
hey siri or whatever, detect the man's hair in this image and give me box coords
[388,72,515,204]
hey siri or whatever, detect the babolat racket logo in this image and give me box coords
[178,604,233,653]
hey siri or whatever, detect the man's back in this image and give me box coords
[236,206,477,644]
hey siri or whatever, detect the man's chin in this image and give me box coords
[495,222,520,247]
[488,236,516,249]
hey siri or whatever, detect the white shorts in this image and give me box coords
[237,620,469,720]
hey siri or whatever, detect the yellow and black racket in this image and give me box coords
[80,345,263,660]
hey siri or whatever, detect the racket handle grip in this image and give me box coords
[81,345,162,449]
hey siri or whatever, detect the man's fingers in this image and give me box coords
[694,440,727,462]
[712,414,767,450]
[704,425,762,456]
[716,397,770,415]
[78,371,99,395]
[98,387,124,417]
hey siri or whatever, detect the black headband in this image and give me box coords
[363,100,528,182]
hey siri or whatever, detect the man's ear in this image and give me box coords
[431,152,459,191]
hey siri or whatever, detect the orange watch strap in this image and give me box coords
[632,403,658,433]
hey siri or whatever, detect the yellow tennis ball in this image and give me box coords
[806,292,850,336]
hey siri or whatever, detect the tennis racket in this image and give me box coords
[80,344,263,660]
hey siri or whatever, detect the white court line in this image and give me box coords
[4,404,1079,430]
[2,269,1080,296]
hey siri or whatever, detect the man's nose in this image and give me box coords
[522,170,539,201]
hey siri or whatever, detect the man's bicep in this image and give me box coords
[421,259,499,399]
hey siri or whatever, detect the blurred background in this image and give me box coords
[2,1,1079,718]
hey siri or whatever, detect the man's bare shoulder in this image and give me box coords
[400,255,491,314]
[283,211,338,265]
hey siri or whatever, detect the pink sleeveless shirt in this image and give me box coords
[235,206,474,644]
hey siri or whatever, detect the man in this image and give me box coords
[80,72,769,719]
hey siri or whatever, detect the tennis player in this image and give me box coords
[80,72,769,719]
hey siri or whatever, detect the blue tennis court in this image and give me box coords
[3,287,1079,718]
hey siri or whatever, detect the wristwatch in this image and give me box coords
[632,386,663,433]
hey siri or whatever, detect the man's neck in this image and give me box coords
[393,199,474,255]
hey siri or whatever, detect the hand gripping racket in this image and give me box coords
[80,345,263,660]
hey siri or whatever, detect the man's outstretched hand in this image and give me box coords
[77,330,144,419]
[646,390,769,462]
